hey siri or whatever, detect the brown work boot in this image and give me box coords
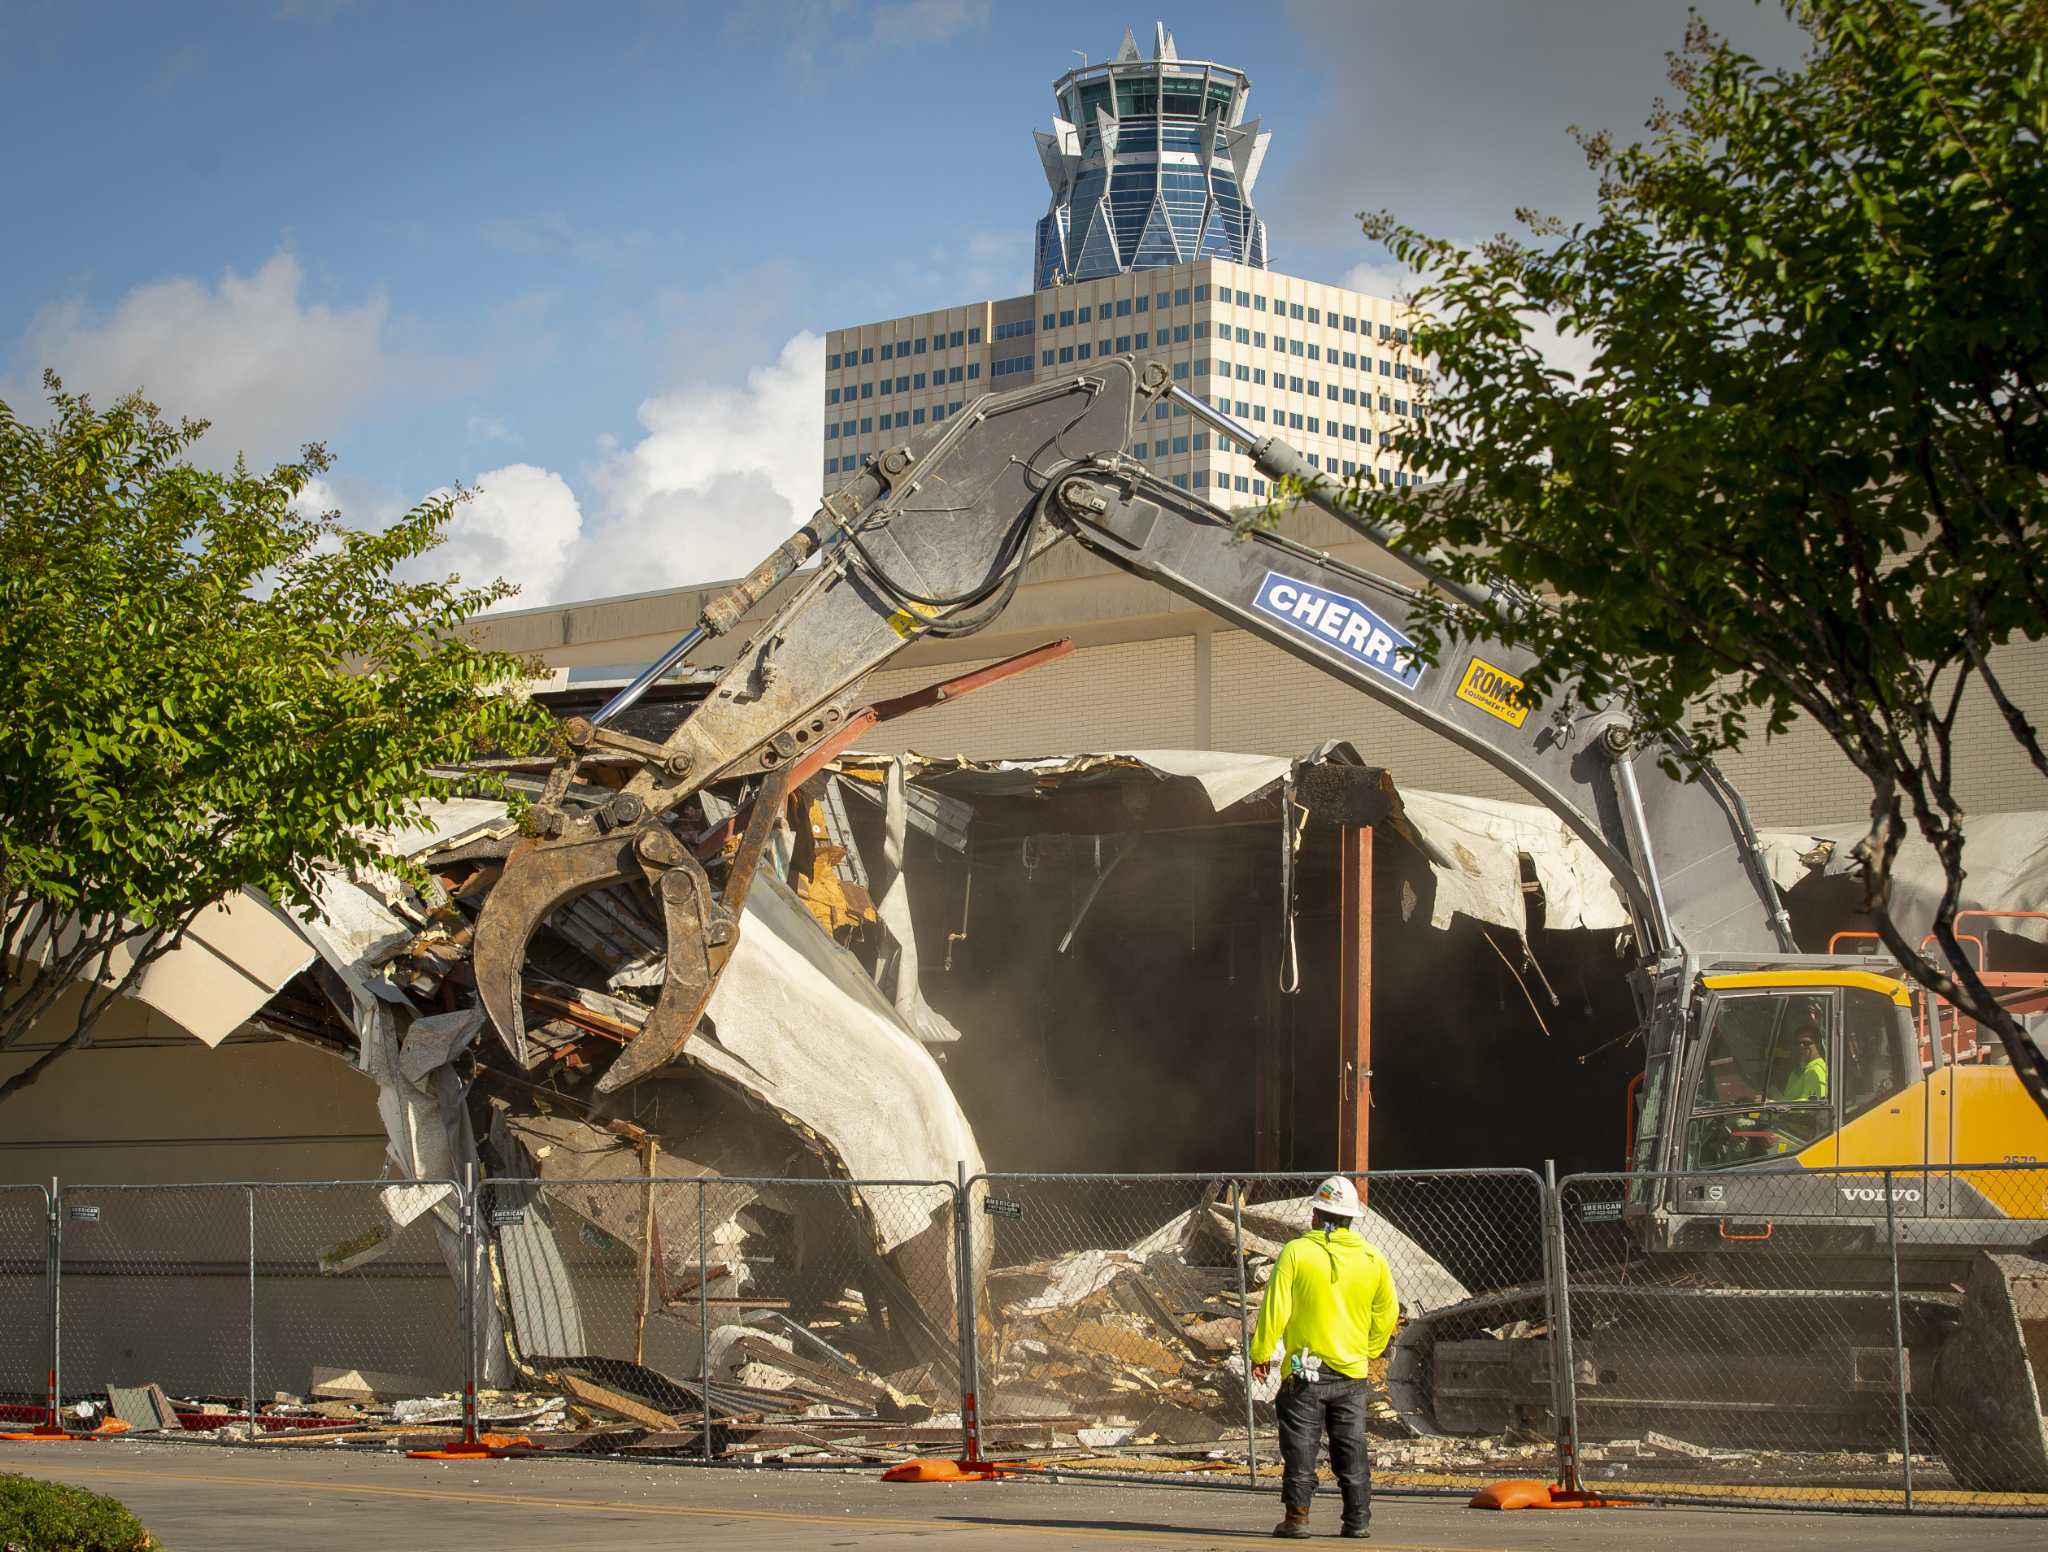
[1272,1504,1313,1539]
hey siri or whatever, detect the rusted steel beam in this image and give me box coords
[868,638,1074,721]
[692,708,879,859]
[1336,824,1372,1184]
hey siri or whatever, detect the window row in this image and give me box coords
[827,329,981,369]
[1040,284,1206,331]
[1213,288,1411,344]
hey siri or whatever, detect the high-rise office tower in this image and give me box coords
[824,24,1423,506]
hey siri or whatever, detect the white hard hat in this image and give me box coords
[1313,1175,1362,1219]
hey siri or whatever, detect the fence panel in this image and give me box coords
[250,1181,468,1433]
[1890,1161,2048,1512]
[55,1184,254,1426]
[1556,1165,2048,1512]
[478,1175,961,1466]
[964,1169,1552,1495]
[0,1185,51,1427]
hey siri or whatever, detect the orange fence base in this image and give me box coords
[881,1457,1008,1483]
[406,1432,536,1461]
[1470,1479,1633,1510]
[0,1419,130,1443]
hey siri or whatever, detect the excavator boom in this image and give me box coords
[472,357,1790,1078]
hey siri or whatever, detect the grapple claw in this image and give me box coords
[472,763,795,1089]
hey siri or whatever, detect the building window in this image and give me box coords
[1250,331,1264,348]
[1152,439,1168,457]
[1135,294,1149,312]
[1380,393,1392,411]
[1290,302,1304,319]
[1193,322,1208,339]
[1252,405,1266,421]
[912,372,925,389]
[1308,454,1320,469]
[949,330,964,347]
[1379,323,1392,340]
[860,417,873,433]
[1173,325,1190,342]
[1172,473,1189,489]
[1252,368,1266,385]
[1287,375,1302,392]
[1116,298,1132,316]
[992,355,1031,377]
[1101,339,1113,356]
[1307,307,1320,323]
[1307,345,1320,362]
[914,337,927,354]
[860,382,873,399]
[894,411,909,428]
[826,388,840,404]
[967,362,981,379]
[1307,381,1319,397]
[1042,350,1056,366]
[1078,305,1091,323]
[913,407,927,423]
[1235,363,1249,381]
[1291,340,1305,357]
[826,457,839,473]
[1193,470,1209,488]
[825,423,838,439]
[1393,398,1406,415]
[1059,346,1074,363]
[1077,343,1091,359]
[1235,474,1249,492]
[1308,417,1320,434]
[1253,478,1267,495]
[1060,310,1075,327]
[1134,331,1149,349]
[1343,316,1357,332]
[1252,295,1266,311]
[1171,361,1189,379]
[1116,335,1131,353]
[1156,291,1171,310]
[1174,287,1190,305]
[932,406,945,422]
[1289,412,1304,429]
[828,353,842,369]
[968,326,982,343]
[877,379,890,398]
[1194,284,1209,301]
[1194,359,1208,374]
[1042,313,1055,330]
[1172,436,1190,454]
[1234,289,1250,306]
[1234,400,1250,416]
[881,343,894,361]
[949,366,964,382]
[1192,433,1209,450]
[861,347,874,363]
[896,375,909,391]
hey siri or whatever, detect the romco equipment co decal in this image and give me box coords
[1252,572,1423,690]
[1455,656,1530,728]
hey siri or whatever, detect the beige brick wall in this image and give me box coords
[856,636,1199,759]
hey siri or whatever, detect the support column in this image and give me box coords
[1336,824,1372,1178]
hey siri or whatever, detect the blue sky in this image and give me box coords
[1,0,1803,603]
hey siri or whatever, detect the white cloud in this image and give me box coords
[11,251,393,467]
[431,464,586,607]
[414,332,826,610]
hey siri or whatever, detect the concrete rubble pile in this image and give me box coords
[972,1190,1531,1474]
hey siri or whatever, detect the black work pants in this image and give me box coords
[1275,1373,1371,1527]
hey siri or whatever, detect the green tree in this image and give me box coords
[0,374,549,1102]
[1350,0,2048,1109]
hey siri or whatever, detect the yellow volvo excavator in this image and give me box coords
[465,359,2048,1487]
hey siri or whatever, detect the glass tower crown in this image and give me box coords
[1033,22,1272,289]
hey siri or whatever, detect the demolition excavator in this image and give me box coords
[470,357,2048,1488]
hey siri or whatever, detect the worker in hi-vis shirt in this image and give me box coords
[1249,1175,1399,1540]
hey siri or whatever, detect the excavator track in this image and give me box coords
[1389,1250,2048,1492]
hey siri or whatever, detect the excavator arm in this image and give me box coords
[473,357,1791,1082]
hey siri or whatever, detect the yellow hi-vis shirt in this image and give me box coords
[1249,1225,1399,1380]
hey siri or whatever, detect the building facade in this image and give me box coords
[823,259,1425,504]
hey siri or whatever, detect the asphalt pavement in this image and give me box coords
[3,1439,2040,1550]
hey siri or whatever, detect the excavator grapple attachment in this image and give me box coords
[471,765,794,1090]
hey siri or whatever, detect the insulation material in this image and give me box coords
[698,868,984,1229]
[1762,811,2048,942]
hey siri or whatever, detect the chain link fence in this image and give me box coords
[0,1184,51,1427]
[9,1163,2044,1519]
[1555,1164,2048,1514]
[477,1175,962,1467]
[961,1170,1554,1496]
